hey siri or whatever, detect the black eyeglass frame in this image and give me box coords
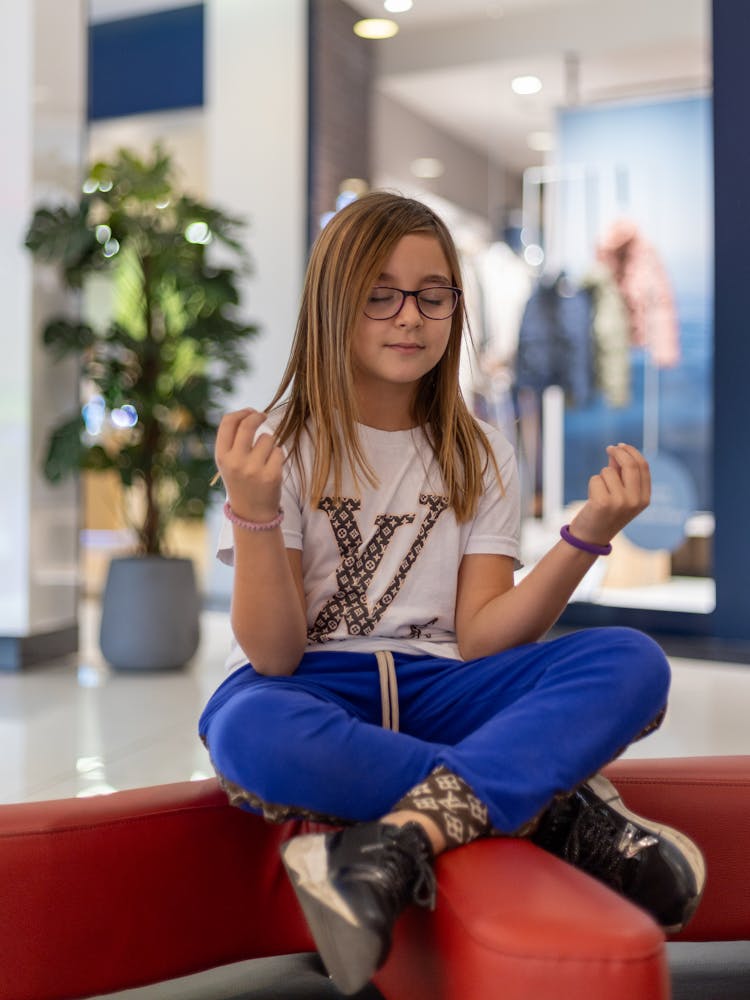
[363,285,463,321]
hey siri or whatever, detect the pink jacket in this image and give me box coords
[596,219,680,368]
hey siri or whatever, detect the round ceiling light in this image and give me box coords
[384,0,413,11]
[353,18,399,39]
[511,75,543,95]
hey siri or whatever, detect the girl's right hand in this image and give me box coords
[215,408,285,523]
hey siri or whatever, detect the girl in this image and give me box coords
[199,192,704,996]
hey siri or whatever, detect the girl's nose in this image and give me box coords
[396,294,423,325]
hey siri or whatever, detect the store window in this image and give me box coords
[84,0,717,634]
[346,0,713,624]
[527,94,713,617]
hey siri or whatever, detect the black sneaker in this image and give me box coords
[281,821,436,995]
[530,773,706,932]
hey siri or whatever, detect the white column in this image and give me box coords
[204,0,308,603]
[0,0,85,662]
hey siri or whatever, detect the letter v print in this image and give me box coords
[308,494,448,640]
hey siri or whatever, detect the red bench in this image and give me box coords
[2,756,748,1000]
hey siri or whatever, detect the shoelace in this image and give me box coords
[411,854,437,910]
[378,832,437,912]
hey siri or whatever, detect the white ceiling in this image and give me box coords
[88,0,712,177]
[349,0,590,25]
[347,0,711,174]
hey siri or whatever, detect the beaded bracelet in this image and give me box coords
[224,501,284,532]
[560,523,612,556]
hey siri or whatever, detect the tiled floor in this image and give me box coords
[2,601,750,805]
[4,606,750,998]
[0,603,224,804]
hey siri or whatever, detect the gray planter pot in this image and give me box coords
[99,555,200,670]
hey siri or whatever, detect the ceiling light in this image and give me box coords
[511,75,542,95]
[353,18,399,39]
[384,0,413,11]
[527,131,555,152]
[410,157,445,179]
[340,177,369,197]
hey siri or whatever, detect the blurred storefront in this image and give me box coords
[4,0,750,665]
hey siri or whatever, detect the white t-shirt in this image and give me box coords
[218,413,520,672]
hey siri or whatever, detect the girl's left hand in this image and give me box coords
[568,443,651,547]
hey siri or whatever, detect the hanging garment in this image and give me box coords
[468,242,534,443]
[582,262,632,408]
[475,241,533,367]
[596,219,680,368]
[458,252,486,403]
[515,273,594,407]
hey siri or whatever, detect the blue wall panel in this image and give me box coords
[711,0,750,640]
[88,4,204,120]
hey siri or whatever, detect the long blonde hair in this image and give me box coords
[267,191,502,521]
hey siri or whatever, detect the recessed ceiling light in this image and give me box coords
[410,157,445,179]
[511,75,542,95]
[353,18,399,39]
[384,0,413,11]
[340,177,369,197]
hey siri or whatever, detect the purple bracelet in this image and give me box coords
[224,501,284,532]
[560,523,612,556]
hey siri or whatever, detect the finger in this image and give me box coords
[251,431,278,467]
[605,444,645,499]
[216,407,255,436]
[616,443,651,502]
[215,408,257,458]
[608,442,649,475]
[615,442,646,461]
[641,459,651,503]
[588,473,612,503]
[597,465,626,498]
[232,411,270,453]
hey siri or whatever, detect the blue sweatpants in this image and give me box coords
[198,627,669,834]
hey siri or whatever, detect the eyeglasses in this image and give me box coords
[363,285,462,321]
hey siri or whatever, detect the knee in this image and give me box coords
[605,626,670,710]
[204,686,280,765]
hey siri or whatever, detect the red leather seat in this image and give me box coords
[1,756,748,1000]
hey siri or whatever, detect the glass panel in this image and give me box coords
[362,0,713,615]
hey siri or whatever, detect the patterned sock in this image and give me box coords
[393,765,492,849]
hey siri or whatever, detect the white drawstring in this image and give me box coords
[375,650,399,732]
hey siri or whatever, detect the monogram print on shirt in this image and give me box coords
[409,618,438,640]
[308,493,448,641]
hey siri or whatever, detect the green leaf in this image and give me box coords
[42,319,96,359]
[43,416,86,483]
[25,202,102,288]
[113,242,148,340]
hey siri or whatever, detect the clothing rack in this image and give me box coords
[520,163,609,526]
[521,163,630,281]
[520,162,664,524]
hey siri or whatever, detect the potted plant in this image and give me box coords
[25,146,258,669]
